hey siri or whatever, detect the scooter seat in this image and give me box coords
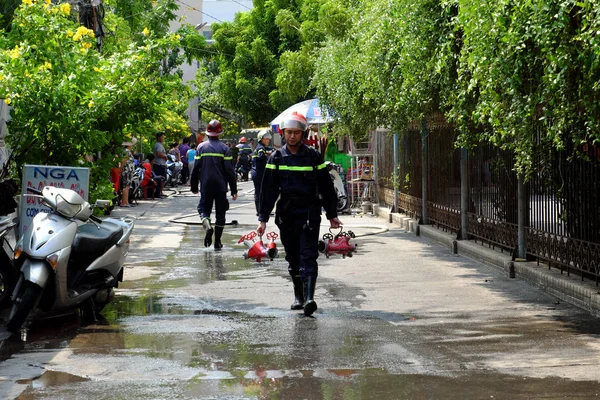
[69,221,124,270]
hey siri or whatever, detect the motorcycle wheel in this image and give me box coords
[7,281,42,333]
[337,196,348,212]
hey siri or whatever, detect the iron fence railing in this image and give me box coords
[428,202,461,235]
[374,118,600,284]
[398,192,422,220]
[526,228,600,283]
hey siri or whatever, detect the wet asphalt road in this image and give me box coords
[2,183,600,399]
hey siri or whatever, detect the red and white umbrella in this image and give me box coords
[270,98,332,129]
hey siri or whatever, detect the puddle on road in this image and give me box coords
[123,225,285,290]
[10,225,600,399]
[17,370,89,390]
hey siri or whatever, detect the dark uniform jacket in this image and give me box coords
[251,143,272,183]
[258,144,338,223]
[237,143,253,160]
[191,138,237,195]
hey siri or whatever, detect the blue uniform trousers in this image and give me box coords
[276,207,321,279]
[197,191,229,227]
[253,181,262,214]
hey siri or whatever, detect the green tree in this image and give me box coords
[313,0,455,137]
[0,0,21,31]
[0,0,203,202]
[448,0,600,175]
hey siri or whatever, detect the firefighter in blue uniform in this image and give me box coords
[191,120,238,250]
[250,130,273,214]
[256,112,342,316]
[236,137,253,181]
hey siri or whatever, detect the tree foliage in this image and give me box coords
[313,0,455,138]
[196,0,351,125]
[201,0,599,175]
[448,0,600,175]
[0,0,204,202]
[313,0,600,175]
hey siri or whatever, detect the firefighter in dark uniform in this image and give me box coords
[256,112,342,316]
[236,137,253,181]
[250,129,273,214]
[191,120,238,250]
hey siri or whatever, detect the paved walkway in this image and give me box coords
[113,183,600,318]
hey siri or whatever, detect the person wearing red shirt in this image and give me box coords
[142,154,164,199]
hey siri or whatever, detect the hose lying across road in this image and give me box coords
[168,196,389,238]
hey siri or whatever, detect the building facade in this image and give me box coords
[172,0,253,133]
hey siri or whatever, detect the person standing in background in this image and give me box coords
[152,132,168,198]
[179,138,191,185]
[120,138,137,207]
[250,130,273,214]
[236,137,252,181]
[187,143,197,179]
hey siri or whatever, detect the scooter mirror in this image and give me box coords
[94,200,111,209]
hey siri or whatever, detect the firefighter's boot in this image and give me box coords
[214,226,224,250]
[303,276,317,316]
[202,217,213,248]
[290,275,304,310]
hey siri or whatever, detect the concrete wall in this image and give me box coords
[172,0,253,132]
[0,101,10,168]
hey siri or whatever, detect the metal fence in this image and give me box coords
[374,119,600,283]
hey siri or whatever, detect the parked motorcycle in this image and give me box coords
[7,186,134,333]
[326,161,348,212]
[0,214,18,308]
[165,154,183,188]
[129,166,144,202]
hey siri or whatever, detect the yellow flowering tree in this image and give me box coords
[0,0,199,202]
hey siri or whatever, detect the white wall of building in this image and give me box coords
[171,0,252,133]
[0,101,10,168]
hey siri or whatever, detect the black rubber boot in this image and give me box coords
[303,276,317,316]
[290,276,304,310]
[202,218,213,248]
[214,226,224,250]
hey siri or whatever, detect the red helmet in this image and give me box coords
[280,111,307,131]
[239,137,247,143]
[206,120,223,136]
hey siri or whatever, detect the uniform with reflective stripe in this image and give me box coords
[258,144,338,279]
[251,143,273,212]
[190,137,237,228]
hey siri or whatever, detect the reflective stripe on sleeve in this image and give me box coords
[200,153,225,158]
[224,156,233,160]
[265,164,321,171]
[279,165,314,171]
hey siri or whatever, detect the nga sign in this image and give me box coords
[20,165,90,235]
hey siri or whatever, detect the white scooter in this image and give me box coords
[326,161,348,212]
[7,186,134,333]
[166,154,183,187]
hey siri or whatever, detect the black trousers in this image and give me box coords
[276,208,321,280]
[181,163,189,184]
[152,164,166,197]
[197,191,229,227]
[253,181,262,214]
